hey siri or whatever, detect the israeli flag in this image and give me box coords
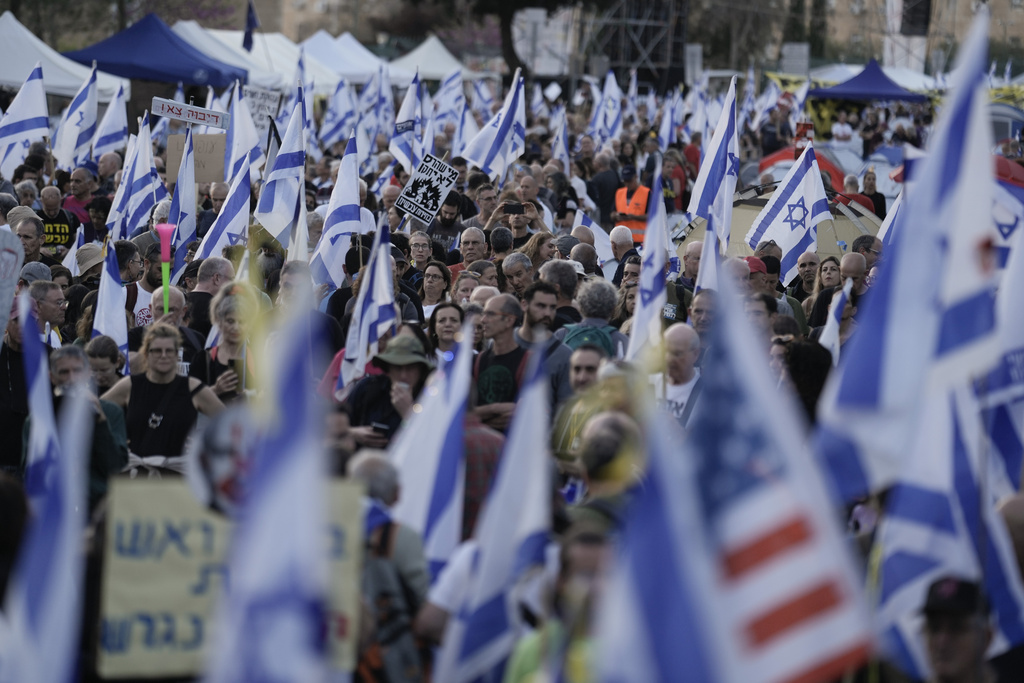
[120,111,168,240]
[875,386,1024,680]
[656,93,676,150]
[744,143,830,286]
[551,105,571,173]
[462,69,525,182]
[93,83,128,158]
[339,221,397,387]
[434,355,551,683]
[530,82,549,120]
[571,210,613,266]
[992,181,1024,268]
[0,62,49,181]
[357,68,380,130]
[625,155,667,361]
[4,294,90,682]
[92,243,131,373]
[751,80,781,132]
[687,76,739,251]
[255,84,308,250]
[319,79,356,151]
[377,66,396,139]
[876,190,903,248]
[169,126,197,284]
[197,155,251,260]
[450,100,478,160]
[471,79,494,118]
[818,277,853,366]
[53,65,98,171]
[391,318,476,580]
[390,73,422,174]
[369,157,396,201]
[224,82,265,182]
[815,8,1001,501]
[787,78,810,135]
[311,134,361,288]
[62,225,86,277]
[104,133,136,240]
[625,69,638,121]
[419,84,436,159]
[976,205,1024,489]
[435,69,465,129]
[644,88,657,124]
[205,303,330,683]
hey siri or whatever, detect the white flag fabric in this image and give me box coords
[625,155,668,361]
[92,243,131,373]
[435,68,465,129]
[572,210,613,266]
[255,84,307,249]
[204,304,330,683]
[600,70,623,143]
[390,317,476,580]
[197,156,251,260]
[318,79,356,150]
[62,225,86,277]
[434,355,551,683]
[693,231,719,293]
[551,105,571,174]
[104,133,136,241]
[0,63,49,181]
[744,143,831,285]
[4,294,91,683]
[53,65,98,171]
[92,83,128,158]
[450,100,478,160]
[121,112,168,240]
[169,126,197,284]
[687,76,739,251]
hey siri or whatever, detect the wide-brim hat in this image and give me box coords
[371,335,433,370]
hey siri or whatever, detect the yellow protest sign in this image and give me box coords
[96,479,363,678]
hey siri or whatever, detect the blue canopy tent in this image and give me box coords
[64,14,246,87]
[807,59,929,102]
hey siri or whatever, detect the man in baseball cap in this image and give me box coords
[921,576,993,683]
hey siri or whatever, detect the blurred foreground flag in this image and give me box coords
[597,277,871,683]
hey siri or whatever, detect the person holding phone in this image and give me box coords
[189,283,259,403]
[342,335,434,448]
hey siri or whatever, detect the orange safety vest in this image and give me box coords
[615,185,651,243]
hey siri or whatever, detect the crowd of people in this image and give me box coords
[0,82,1016,683]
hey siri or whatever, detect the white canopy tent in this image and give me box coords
[302,30,379,85]
[0,11,129,102]
[205,29,341,95]
[172,20,287,91]
[389,35,481,81]
[334,32,416,87]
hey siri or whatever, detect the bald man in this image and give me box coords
[809,252,869,328]
[126,285,206,366]
[651,323,703,428]
[679,240,702,290]
[37,185,78,251]
[197,182,229,238]
[97,152,122,195]
[571,224,595,247]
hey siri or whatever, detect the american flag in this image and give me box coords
[598,277,871,683]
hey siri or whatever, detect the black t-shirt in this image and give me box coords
[427,219,465,253]
[474,345,528,406]
[512,233,531,250]
[37,208,79,249]
[553,306,582,332]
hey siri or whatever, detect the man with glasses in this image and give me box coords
[448,227,488,278]
[464,184,498,230]
[29,280,67,348]
[852,234,883,270]
[473,294,529,432]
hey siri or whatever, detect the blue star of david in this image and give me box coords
[21,140,30,150]
[727,152,740,177]
[996,215,1019,240]
[638,251,665,306]
[227,231,247,246]
[783,196,809,231]
[77,111,86,125]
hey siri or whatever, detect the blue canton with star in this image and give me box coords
[639,249,666,307]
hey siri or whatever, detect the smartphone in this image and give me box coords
[370,422,392,436]
[505,202,524,215]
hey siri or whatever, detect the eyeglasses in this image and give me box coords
[411,243,431,250]
[129,257,143,267]
[424,273,446,282]
[46,299,68,308]
[867,248,881,255]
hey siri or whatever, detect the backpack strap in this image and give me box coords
[679,376,703,428]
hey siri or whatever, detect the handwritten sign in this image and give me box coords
[152,97,231,130]
[242,86,282,154]
[97,479,364,677]
[165,134,226,184]
[395,153,460,225]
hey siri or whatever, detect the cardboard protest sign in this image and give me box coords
[242,86,283,155]
[0,232,24,336]
[97,479,364,677]
[165,134,226,184]
[395,153,459,225]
